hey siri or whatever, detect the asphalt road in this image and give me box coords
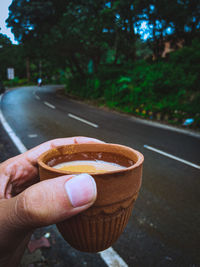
[1,85,200,267]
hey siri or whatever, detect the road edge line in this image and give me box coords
[0,110,27,154]
[0,94,27,153]
[130,117,200,139]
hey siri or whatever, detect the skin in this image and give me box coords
[0,137,101,267]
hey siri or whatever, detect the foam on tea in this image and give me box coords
[53,160,126,173]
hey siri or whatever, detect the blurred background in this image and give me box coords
[0,0,199,128]
[0,1,200,267]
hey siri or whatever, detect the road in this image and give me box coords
[1,85,200,267]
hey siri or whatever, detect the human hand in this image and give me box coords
[0,137,100,267]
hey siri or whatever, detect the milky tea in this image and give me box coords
[53,160,126,173]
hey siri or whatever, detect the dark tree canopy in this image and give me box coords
[5,0,200,77]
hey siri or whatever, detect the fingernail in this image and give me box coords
[65,174,97,207]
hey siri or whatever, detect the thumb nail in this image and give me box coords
[65,173,97,208]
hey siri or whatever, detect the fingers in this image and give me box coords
[7,173,97,229]
[0,155,38,199]
[26,136,104,165]
[0,136,103,199]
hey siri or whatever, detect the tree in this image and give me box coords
[0,33,25,80]
[144,0,200,57]
[6,0,200,81]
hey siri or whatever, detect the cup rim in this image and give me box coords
[37,143,144,175]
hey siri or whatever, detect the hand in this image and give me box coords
[0,137,100,267]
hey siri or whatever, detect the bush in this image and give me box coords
[64,40,200,128]
[3,77,30,87]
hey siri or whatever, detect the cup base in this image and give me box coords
[57,193,137,252]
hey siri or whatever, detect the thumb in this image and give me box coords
[9,173,97,229]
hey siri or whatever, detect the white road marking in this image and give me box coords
[144,145,200,169]
[35,95,40,100]
[44,101,55,109]
[99,247,128,267]
[0,110,27,153]
[130,117,200,139]
[0,95,128,267]
[68,113,98,128]
[28,134,38,138]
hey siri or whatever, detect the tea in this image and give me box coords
[53,160,126,173]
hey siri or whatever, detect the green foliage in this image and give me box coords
[64,40,200,128]
[3,77,30,87]
[65,74,102,100]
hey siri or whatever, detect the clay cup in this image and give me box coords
[38,143,144,252]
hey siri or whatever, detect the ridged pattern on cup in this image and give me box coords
[57,193,137,252]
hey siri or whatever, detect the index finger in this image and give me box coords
[26,136,104,166]
[0,137,104,199]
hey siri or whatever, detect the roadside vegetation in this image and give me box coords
[65,39,200,128]
[0,0,199,128]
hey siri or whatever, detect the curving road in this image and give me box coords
[1,85,200,267]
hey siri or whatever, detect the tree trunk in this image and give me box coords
[129,15,136,61]
[39,60,42,78]
[114,30,119,64]
[92,49,101,74]
[67,58,76,76]
[71,53,84,76]
[26,57,30,82]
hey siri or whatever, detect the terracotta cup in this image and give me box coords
[38,143,144,252]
